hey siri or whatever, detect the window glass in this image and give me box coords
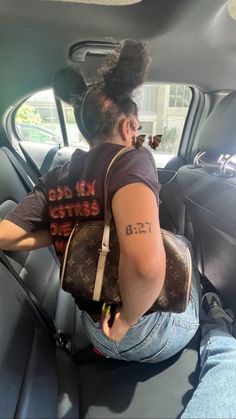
[62,83,191,165]
[15,84,191,168]
[61,101,89,151]
[135,84,192,168]
[15,90,63,145]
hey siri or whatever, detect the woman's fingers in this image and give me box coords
[101,312,130,342]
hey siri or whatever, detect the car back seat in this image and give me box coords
[0,261,80,419]
[0,146,200,418]
[0,253,200,419]
[178,91,236,311]
[0,148,86,349]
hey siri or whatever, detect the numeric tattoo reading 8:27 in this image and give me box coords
[125,222,152,236]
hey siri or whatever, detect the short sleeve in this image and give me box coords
[5,183,49,232]
[108,147,160,203]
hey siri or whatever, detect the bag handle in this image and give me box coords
[92,145,135,301]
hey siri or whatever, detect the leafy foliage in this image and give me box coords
[16,104,42,125]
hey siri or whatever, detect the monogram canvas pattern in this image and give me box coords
[61,221,192,313]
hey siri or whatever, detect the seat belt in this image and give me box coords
[2,146,58,262]
[40,147,58,174]
[1,146,37,191]
[0,249,57,340]
[0,250,71,352]
[19,142,44,177]
[0,148,71,348]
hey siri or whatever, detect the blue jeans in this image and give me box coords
[181,315,236,418]
[82,271,200,363]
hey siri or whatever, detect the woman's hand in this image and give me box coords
[101,310,134,343]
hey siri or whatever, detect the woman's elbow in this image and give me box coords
[132,253,166,284]
[0,220,20,249]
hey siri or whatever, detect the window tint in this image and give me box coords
[136,84,192,168]
[62,83,191,164]
[14,84,191,168]
[169,85,191,108]
[15,90,63,145]
[61,101,89,151]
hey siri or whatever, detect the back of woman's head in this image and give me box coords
[73,40,150,145]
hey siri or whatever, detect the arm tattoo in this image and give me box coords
[125,222,152,236]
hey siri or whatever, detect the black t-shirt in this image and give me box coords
[6,143,160,262]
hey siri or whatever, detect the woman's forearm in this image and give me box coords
[0,232,52,251]
[0,221,52,251]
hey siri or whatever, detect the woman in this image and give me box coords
[0,40,199,362]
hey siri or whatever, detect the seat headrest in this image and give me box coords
[0,200,17,219]
[53,67,87,104]
[197,91,236,154]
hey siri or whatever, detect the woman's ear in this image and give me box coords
[119,118,133,144]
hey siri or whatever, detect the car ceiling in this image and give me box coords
[0,0,235,117]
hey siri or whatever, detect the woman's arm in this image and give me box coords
[0,220,52,251]
[101,182,166,342]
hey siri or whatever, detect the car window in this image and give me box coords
[15,90,63,145]
[61,100,89,151]
[14,84,191,165]
[135,84,192,168]
[62,83,192,166]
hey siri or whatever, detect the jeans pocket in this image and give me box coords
[129,315,151,330]
[118,313,170,362]
[139,317,199,363]
[139,319,177,363]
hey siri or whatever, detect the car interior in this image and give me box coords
[1,0,236,418]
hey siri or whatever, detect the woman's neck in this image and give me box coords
[91,136,129,149]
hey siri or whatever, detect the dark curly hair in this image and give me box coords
[53,40,150,145]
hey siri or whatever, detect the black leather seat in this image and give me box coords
[0,148,81,342]
[0,261,80,419]
[0,146,200,418]
[178,91,236,311]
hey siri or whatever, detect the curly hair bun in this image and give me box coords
[53,67,87,104]
[100,40,150,100]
